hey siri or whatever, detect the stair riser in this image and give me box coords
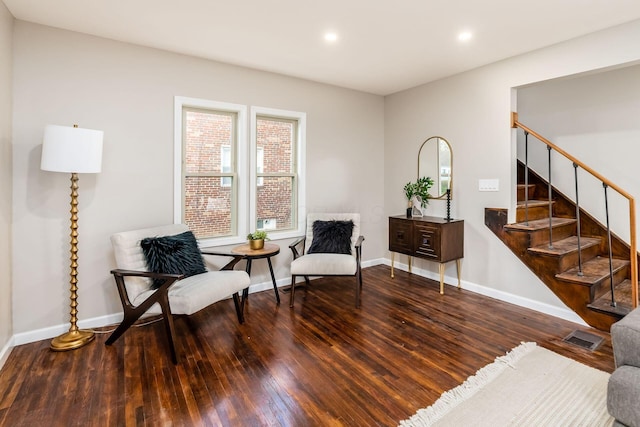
[516,206,552,222]
[528,223,577,247]
[556,244,601,272]
[517,185,536,201]
[590,267,630,302]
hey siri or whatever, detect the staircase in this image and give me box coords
[485,162,637,331]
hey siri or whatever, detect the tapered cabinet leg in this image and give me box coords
[439,263,445,295]
[391,252,395,278]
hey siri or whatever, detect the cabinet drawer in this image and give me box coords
[389,218,413,255]
[414,224,440,259]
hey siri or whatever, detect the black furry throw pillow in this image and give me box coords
[140,230,206,289]
[307,220,354,255]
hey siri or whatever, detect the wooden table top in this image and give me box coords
[231,242,280,258]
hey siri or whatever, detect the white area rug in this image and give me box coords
[399,342,613,426]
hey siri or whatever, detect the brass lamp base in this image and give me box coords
[50,329,95,351]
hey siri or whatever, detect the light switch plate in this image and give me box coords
[479,179,499,192]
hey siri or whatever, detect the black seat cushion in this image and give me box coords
[141,231,207,289]
[307,220,354,255]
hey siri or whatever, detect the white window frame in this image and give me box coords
[250,106,306,240]
[174,96,248,247]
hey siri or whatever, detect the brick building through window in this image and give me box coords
[255,117,296,233]
[183,108,235,238]
[175,97,306,245]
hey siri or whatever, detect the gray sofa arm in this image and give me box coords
[611,307,640,368]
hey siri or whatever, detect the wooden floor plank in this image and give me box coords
[0,265,614,426]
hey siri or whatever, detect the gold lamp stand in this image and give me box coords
[42,123,103,351]
[50,173,95,351]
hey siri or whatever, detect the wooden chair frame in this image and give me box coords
[105,253,245,364]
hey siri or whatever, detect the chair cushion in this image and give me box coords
[140,231,206,289]
[134,270,250,315]
[608,365,640,427]
[307,220,354,255]
[290,253,357,276]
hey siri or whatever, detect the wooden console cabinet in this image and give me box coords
[389,215,464,294]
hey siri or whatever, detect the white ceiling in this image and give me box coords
[5,0,640,95]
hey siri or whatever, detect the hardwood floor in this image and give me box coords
[0,265,614,426]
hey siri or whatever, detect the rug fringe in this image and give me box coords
[398,342,537,427]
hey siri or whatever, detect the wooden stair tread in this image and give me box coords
[588,279,634,317]
[556,256,630,285]
[504,217,575,232]
[528,236,601,257]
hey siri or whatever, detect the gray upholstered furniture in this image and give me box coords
[106,224,250,364]
[608,306,640,427]
[289,213,364,308]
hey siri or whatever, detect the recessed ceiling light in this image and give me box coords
[458,31,473,42]
[324,32,338,43]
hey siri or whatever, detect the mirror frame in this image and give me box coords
[417,136,453,200]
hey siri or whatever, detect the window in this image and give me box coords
[174,97,247,246]
[251,107,306,237]
[175,98,304,246]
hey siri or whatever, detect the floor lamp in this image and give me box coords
[41,124,104,351]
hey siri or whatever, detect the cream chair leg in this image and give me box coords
[439,263,445,295]
[456,259,462,289]
[391,252,395,278]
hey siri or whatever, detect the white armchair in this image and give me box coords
[106,224,250,364]
[289,213,364,308]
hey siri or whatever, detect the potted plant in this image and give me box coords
[404,176,434,217]
[247,230,269,250]
[404,181,417,217]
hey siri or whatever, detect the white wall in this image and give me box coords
[517,65,640,243]
[11,21,385,336]
[0,3,13,363]
[384,19,640,318]
[10,16,640,342]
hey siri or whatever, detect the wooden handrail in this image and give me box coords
[512,112,638,309]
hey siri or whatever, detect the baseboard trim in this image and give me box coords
[12,313,124,346]
[0,336,15,371]
[381,259,588,326]
[362,258,384,268]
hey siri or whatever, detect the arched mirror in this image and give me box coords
[418,136,452,199]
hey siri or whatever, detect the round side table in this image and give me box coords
[231,243,281,304]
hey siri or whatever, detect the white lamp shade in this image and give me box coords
[41,124,104,173]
